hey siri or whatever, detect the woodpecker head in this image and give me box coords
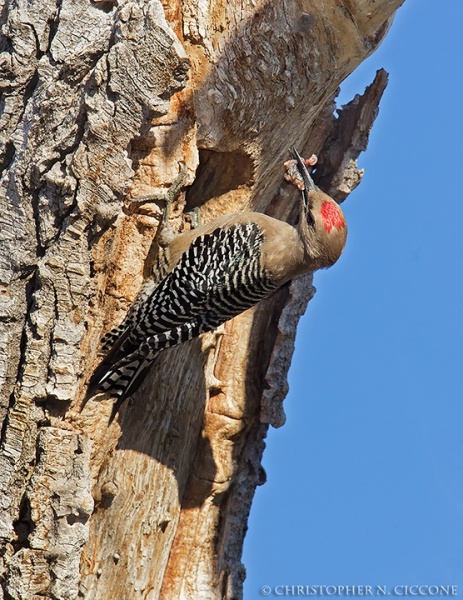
[291,148,347,270]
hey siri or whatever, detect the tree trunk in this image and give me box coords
[0,0,403,598]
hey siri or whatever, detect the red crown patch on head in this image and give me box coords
[320,201,345,233]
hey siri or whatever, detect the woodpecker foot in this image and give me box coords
[284,153,317,190]
[185,206,201,229]
[130,161,188,221]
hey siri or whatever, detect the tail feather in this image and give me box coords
[100,353,155,399]
[83,316,210,419]
[83,345,154,411]
[82,325,135,406]
[105,354,157,421]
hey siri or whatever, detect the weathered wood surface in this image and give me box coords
[0,0,402,598]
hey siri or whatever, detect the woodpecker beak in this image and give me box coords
[290,148,317,198]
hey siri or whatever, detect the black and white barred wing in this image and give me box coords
[86,222,278,404]
[128,222,277,339]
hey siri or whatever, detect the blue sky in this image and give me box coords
[243,1,463,597]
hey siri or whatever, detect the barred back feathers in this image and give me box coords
[86,222,277,407]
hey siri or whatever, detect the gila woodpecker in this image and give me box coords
[85,149,347,413]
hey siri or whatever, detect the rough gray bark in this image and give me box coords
[0,0,402,598]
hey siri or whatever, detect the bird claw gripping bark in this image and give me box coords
[84,149,347,418]
[185,206,201,229]
[283,152,318,191]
